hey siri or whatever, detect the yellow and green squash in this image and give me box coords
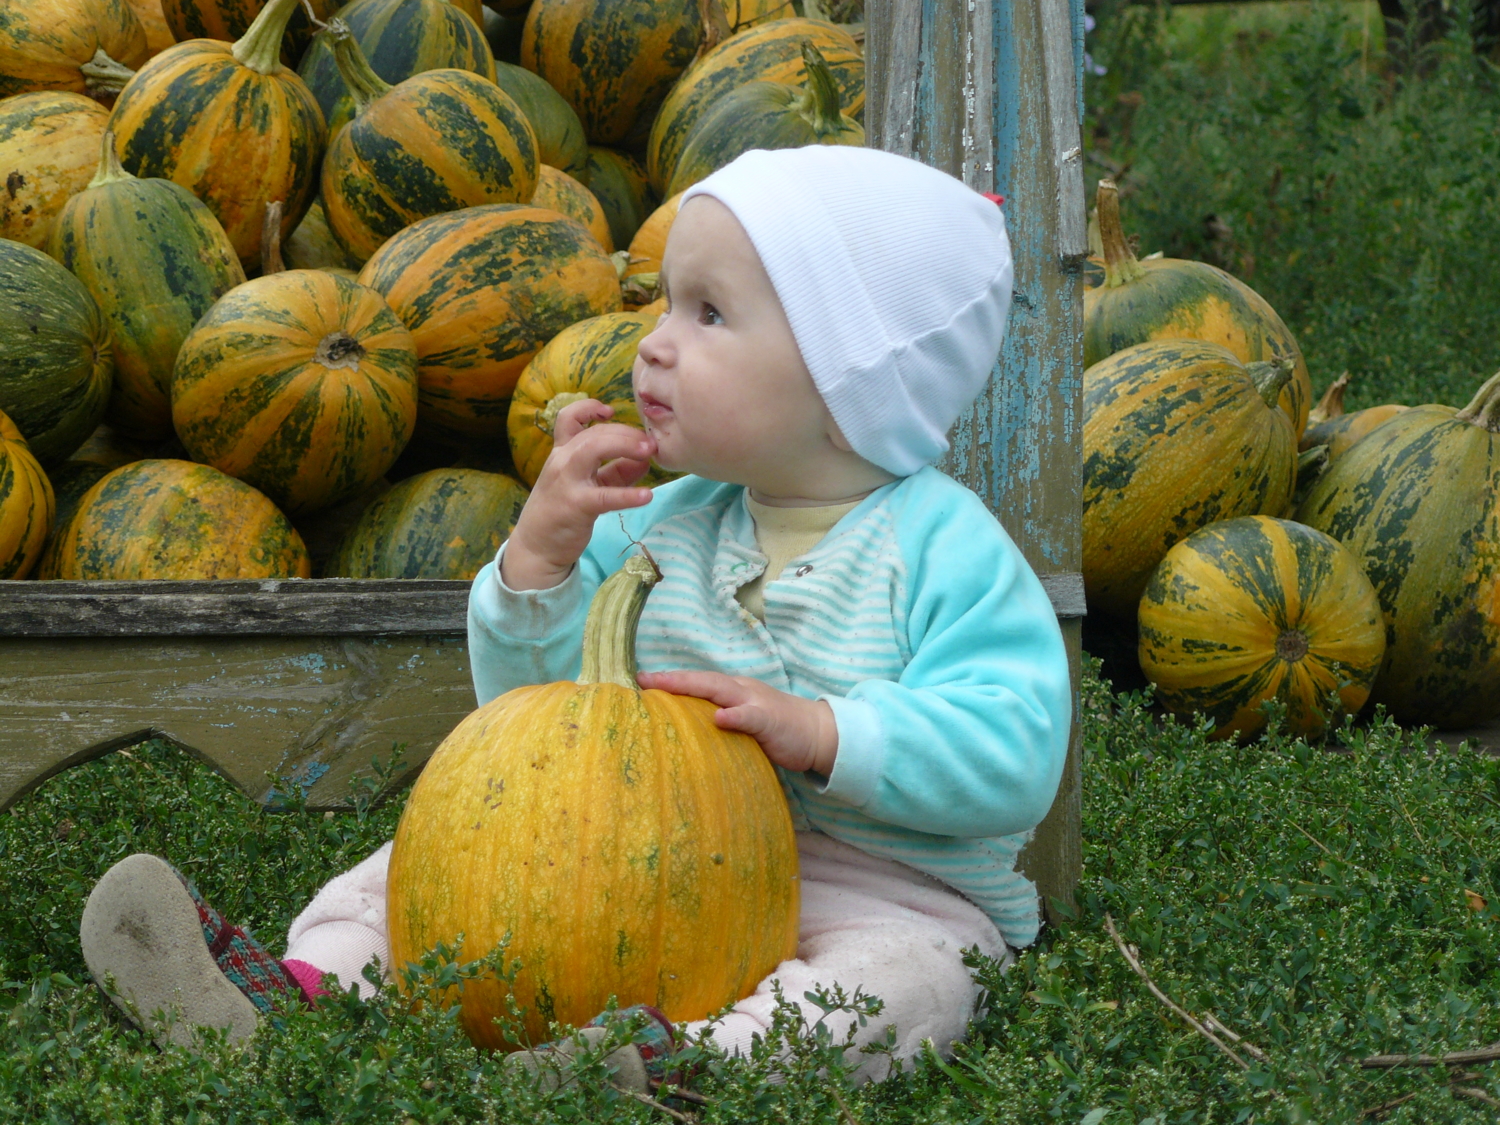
[357,203,622,449]
[326,467,528,579]
[0,409,56,579]
[1085,179,1312,437]
[0,0,147,100]
[0,91,110,250]
[108,0,327,269]
[1138,515,1386,741]
[666,39,864,197]
[0,239,113,466]
[48,131,245,441]
[320,19,538,263]
[1083,339,1298,618]
[172,269,418,516]
[45,458,310,578]
[1295,371,1500,728]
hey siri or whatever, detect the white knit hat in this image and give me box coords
[681,145,1013,477]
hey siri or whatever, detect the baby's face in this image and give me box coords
[632,196,835,491]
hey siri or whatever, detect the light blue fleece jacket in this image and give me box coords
[467,467,1072,947]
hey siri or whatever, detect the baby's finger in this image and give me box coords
[549,424,655,483]
[553,399,613,445]
[596,456,652,489]
[637,670,747,707]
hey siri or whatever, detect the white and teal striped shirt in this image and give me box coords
[469,467,1072,947]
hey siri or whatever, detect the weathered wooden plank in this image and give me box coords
[0,580,471,636]
[0,575,1085,636]
[868,0,1086,916]
[0,635,475,810]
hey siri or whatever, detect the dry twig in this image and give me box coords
[1361,1043,1500,1069]
[828,1084,861,1125]
[1103,913,1261,1071]
[1201,1013,1270,1065]
[1360,1090,1420,1119]
[612,1085,697,1124]
[1452,1084,1500,1108]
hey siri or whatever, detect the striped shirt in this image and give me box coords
[469,468,1072,947]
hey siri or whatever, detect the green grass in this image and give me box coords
[5,668,1500,1122]
[1085,0,1500,412]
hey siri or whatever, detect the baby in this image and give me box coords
[79,145,1072,1087]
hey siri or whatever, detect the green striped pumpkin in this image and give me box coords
[32,457,112,578]
[327,467,528,579]
[172,270,419,516]
[296,0,495,140]
[48,133,245,441]
[666,40,863,197]
[582,146,655,255]
[0,409,56,579]
[107,0,328,269]
[46,458,310,578]
[320,20,538,263]
[1138,515,1386,741]
[494,60,589,182]
[0,240,113,466]
[357,204,622,448]
[646,17,864,195]
[1085,179,1311,437]
[160,0,337,64]
[1295,372,1500,728]
[1083,339,1298,619]
[520,0,710,148]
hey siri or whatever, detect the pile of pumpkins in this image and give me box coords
[1082,179,1500,737]
[0,0,866,582]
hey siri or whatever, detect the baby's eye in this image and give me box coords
[700,303,723,326]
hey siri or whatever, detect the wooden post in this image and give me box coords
[865,0,1088,917]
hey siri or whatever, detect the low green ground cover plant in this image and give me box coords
[3,665,1500,1122]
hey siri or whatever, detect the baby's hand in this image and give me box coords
[501,399,657,591]
[637,671,838,776]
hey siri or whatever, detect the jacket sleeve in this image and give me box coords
[815,487,1073,839]
[466,520,641,706]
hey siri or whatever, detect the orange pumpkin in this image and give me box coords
[0,0,148,100]
[0,92,110,249]
[0,410,56,579]
[386,553,800,1049]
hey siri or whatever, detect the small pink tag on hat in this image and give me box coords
[982,193,1005,206]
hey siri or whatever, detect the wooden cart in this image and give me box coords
[0,0,1088,913]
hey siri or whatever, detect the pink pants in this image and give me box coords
[285,830,1011,1083]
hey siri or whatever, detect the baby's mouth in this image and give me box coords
[638,390,673,422]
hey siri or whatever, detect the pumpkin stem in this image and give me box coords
[537,391,592,437]
[1307,372,1349,428]
[80,48,136,98]
[1096,179,1146,288]
[88,130,134,189]
[796,40,848,136]
[261,200,285,276]
[232,0,302,74]
[578,553,662,689]
[1455,370,1500,432]
[694,0,732,60]
[1247,357,1293,408]
[327,19,393,113]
